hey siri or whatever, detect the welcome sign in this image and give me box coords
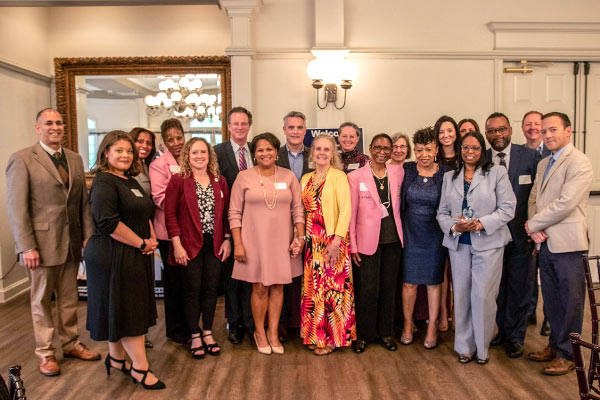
[304,128,364,153]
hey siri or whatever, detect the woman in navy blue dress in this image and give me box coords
[400,127,449,349]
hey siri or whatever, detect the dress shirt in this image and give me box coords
[491,147,511,170]
[536,142,544,156]
[542,145,567,183]
[39,140,62,157]
[230,140,252,171]
[286,145,304,181]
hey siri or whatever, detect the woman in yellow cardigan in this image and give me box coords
[300,134,356,355]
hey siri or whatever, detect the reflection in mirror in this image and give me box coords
[76,74,223,171]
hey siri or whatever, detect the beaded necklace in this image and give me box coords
[257,166,278,210]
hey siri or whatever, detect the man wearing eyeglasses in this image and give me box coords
[484,112,540,359]
[526,112,592,376]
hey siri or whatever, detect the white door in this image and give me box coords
[585,63,600,256]
[501,61,575,145]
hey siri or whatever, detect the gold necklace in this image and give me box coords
[370,164,388,190]
[257,166,278,210]
[312,168,329,188]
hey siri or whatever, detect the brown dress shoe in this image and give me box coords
[63,343,101,361]
[39,355,60,377]
[527,346,557,362]
[543,357,575,376]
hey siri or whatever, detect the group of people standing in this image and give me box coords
[5,104,592,391]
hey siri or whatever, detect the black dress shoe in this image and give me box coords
[227,329,243,345]
[540,319,551,336]
[381,337,398,351]
[490,333,504,346]
[527,314,537,325]
[352,339,367,354]
[505,342,524,358]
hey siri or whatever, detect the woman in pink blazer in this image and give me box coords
[164,138,231,359]
[348,133,404,354]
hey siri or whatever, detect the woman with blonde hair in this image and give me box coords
[300,134,356,355]
[164,137,231,359]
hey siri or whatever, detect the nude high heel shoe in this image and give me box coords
[253,332,272,355]
[267,336,284,355]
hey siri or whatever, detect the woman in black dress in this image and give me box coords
[85,131,164,390]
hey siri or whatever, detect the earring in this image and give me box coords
[253,157,257,164]
[276,156,279,161]
[330,158,334,165]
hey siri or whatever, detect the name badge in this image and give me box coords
[348,163,360,171]
[169,165,181,174]
[359,182,369,192]
[519,175,532,185]
[380,203,389,218]
[274,182,287,190]
[131,188,144,197]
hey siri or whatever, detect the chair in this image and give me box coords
[582,255,600,395]
[571,333,600,399]
[7,366,25,400]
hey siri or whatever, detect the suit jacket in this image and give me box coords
[214,140,254,190]
[300,168,351,237]
[528,143,593,253]
[348,164,404,255]
[437,165,516,252]
[164,172,230,264]
[276,145,313,179]
[487,144,540,249]
[149,150,179,241]
[6,143,93,266]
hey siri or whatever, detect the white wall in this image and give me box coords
[0,67,52,300]
[48,5,230,67]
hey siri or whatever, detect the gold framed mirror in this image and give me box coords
[54,56,231,165]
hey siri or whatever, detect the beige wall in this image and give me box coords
[0,68,51,299]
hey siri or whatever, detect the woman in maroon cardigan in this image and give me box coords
[164,138,231,359]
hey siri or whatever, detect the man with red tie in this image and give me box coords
[214,106,255,344]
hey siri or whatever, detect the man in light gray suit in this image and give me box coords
[6,108,100,377]
[526,112,593,376]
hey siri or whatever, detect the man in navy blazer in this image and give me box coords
[485,112,541,358]
[214,106,255,344]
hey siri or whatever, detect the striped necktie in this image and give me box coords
[498,152,507,168]
[238,147,247,171]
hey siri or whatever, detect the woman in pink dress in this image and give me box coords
[229,132,305,355]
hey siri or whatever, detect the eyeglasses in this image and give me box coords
[371,146,392,153]
[485,126,508,135]
[461,145,482,152]
[393,145,408,150]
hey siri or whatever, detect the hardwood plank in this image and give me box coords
[0,293,587,399]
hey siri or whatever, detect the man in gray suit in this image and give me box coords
[6,108,100,377]
[484,112,540,359]
[526,112,593,376]
[522,110,551,335]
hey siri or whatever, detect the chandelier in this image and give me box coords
[144,75,222,122]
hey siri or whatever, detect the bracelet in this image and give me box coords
[224,236,232,242]
[450,224,462,238]
[297,235,306,241]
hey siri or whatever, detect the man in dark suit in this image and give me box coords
[214,106,255,344]
[275,111,312,339]
[276,111,312,180]
[522,110,551,336]
[485,112,541,358]
[6,108,101,377]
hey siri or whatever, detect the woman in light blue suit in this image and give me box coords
[437,131,516,365]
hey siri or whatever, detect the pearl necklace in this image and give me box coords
[257,166,278,210]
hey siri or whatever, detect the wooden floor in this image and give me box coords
[0,293,589,400]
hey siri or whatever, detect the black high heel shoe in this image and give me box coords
[131,367,166,390]
[104,354,131,376]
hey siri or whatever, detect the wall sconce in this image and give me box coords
[307,50,358,110]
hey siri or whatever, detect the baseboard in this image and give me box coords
[0,278,30,303]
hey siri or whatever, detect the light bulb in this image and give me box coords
[170,91,182,102]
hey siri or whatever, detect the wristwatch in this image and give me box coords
[225,236,232,242]
[139,240,146,250]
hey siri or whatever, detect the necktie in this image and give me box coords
[53,152,69,186]
[542,156,555,183]
[498,152,506,169]
[238,147,247,171]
